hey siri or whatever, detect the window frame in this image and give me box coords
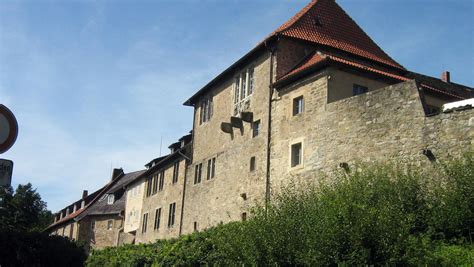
[168,202,176,228]
[154,208,161,231]
[142,213,148,234]
[252,120,261,138]
[292,96,304,116]
[233,67,255,115]
[172,162,179,184]
[107,220,114,230]
[290,141,304,168]
[107,194,115,205]
[158,171,165,191]
[194,163,202,184]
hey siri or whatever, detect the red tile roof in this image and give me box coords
[272,0,404,70]
[48,208,85,229]
[277,51,466,100]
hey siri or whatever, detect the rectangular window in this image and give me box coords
[250,156,256,172]
[293,96,304,116]
[194,163,202,184]
[168,203,176,228]
[252,120,260,138]
[91,220,95,232]
[107,194,114,205]
[142,213,148,233]
[152,174,158,195]
[172,162,179,184]
[291,142,303,167]
[248,68,254,95]
[242,212,247,221]
[241,72,247,99]
[234,77,240,104]
[154,208,161,230]
[353,84,368,96]
[194,221,198,232]
[107,220,113,230]
[207,159,212,180]
[158,171,165,191]
[146,177,153,197]
[211,157,216,179]
[200,96,214,124]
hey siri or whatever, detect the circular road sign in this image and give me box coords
[0,104,18,154]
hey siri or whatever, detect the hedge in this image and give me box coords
[87,155,474,266]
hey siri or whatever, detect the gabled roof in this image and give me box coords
[77,170,146,218]
[184,0,404,105]
[272,0,404,70]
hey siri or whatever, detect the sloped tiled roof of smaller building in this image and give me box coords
[78,170,146,217]
[276,50,470,100]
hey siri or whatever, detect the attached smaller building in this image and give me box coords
[76,169,146,249]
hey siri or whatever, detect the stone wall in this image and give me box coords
[135,158,186,243]
[89,215,122,250]
[270,72,473,192]
[181,52,272,234]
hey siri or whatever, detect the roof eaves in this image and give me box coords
[183,39,271,106]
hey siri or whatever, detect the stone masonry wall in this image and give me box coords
[136,158,186,243]
[270,72,473,192]
[181,52,272,234]
[89,215,122,250]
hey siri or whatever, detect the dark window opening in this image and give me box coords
[353,84,368,96]
[154,208,161,230]
[291,143,302,167]
[168,203,176,228]
[250,157,256,172]
[252,120,261,138]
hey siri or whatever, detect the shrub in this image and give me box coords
[87,155,474,266]
[0,230,86,267]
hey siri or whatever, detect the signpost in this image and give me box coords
[0,104,18,154]
[0,104,18,187]
[0,159,13,187]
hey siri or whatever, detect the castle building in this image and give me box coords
[48,0,473,249]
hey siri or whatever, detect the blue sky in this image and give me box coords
[1,0,473,212]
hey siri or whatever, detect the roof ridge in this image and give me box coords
[274,0,319,34]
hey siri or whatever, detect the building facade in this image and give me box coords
[48,0,473,249]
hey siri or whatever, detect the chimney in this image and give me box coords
[111,168,124,181]
[82,190,88,199]
[441,71,450,83]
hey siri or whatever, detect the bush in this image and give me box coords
[0,230,86,267]
[87,155,474,266]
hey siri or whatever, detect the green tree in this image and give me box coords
[0,183,53,232]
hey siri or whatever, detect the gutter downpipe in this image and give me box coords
[265,38,277,214]
[179,110,196,236]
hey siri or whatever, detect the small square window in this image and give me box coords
[107,194,114,205]
[353,84,368,96]
[291,142,302,167]
[293,96,304,116]
[250,157,256,172]
[252,120,261,138]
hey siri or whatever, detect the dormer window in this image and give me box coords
[107,194,114,205]
[233,68,255,115]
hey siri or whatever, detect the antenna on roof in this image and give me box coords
[159,135,163,156]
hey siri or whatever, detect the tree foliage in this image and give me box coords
[0,183,53,232]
